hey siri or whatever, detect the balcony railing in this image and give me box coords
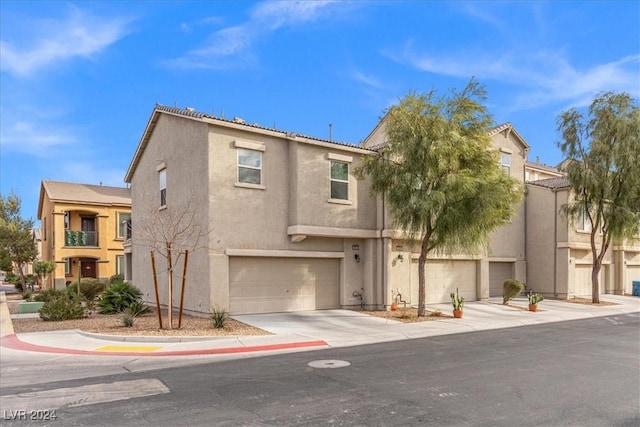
[65,230,98,247]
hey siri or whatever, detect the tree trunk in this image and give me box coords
[591,262,601,304]
[417,233,430,317]
[16,262,27,291]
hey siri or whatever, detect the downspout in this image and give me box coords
[380,192,386,310]
[553,189,558,297]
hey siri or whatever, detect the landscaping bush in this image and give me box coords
[21,291,32,301]
[39,297,85,321]
[98,282,143,314]
[503,279,524,304]
[34,288,66,303]
[66,278,106,302]
[109,274,125,284]
[125,300,151,317]
[211,306,229,329]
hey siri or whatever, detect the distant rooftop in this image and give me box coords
[41,180,131,206]
[527,176,570,189]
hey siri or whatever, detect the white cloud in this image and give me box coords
[165,0,344,70]
[0,5,132,76]
[351,69,386,90]
[0,118,77,155]
[58,163,127,188]
[385,41,640,112]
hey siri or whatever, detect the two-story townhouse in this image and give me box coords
[526,176,640,298]
[361,121,530,307]
[125,105,538,316]
[37,181,131,288]
[124,105,380,315]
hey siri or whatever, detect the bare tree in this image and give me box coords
[131,192,213,329]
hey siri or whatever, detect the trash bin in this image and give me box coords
[633,281,640,297]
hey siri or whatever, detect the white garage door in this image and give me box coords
[489,262,514,297]
[411,259,477,304]
[626,265,640,295]
[229,257,339,315]
[574,265,604,297]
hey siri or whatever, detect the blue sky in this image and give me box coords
[1,1,639,221]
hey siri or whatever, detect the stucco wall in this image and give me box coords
[130,113,212,315]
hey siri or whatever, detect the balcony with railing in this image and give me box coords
[65,230,98,247]
[125,219,132,241]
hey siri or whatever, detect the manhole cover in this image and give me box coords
[308,359,351,369]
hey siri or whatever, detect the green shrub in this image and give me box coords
[14,282,23,292]
[109,274,125,284]
[98,282,143,314]
[125,301,150,317]
[503,279,524,304]
[39,297,86,321]
[34,288,66,303]
[66,278,106,302]
[211,306,229,329]
[21,291,32,301]
[121,308,137,327]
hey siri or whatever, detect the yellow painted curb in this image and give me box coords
[94,345,162,352]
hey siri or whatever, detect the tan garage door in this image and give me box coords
[574,265,604,297]
[411,259,476,304]
[229,257,339,315]
[489,262,514,297]
[626,265,640,295]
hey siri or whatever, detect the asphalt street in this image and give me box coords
[2,313,638,426]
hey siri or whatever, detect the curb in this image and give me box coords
[0,333,328,357]
[77,329,255,343]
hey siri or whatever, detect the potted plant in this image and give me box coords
[528,293,544,311]
[450,288,464,318]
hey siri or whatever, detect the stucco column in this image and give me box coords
[210,253,229,311]
[477,258,490,301]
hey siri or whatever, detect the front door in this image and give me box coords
[80,259,97,278]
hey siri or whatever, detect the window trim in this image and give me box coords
[577,205,593,232]
[116,255,125,276]
[116,212,131,239]
[500,151,511,175]
[64,258,71,275]
[329,160,350,202]
[158,167,167,208]
[236,148,264,188]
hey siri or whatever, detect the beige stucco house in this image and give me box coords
[37,181,131,288]
[526,176,640,298]
[124,105,532,315]
[525,160,564,182]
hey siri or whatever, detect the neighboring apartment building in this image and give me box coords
[125,105,532,316]
[526,176,640,298]
[525,160,564,182]
[37,181,131,288]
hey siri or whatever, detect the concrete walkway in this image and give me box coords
[1,292,638,358]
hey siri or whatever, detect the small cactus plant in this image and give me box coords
[450,288,464,311]
[528,293,544,305]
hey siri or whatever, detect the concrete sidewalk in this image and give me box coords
[1,292,638,358]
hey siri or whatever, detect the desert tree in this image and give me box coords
[557,91,640,303]
[356,79,523,316]
[33,260,57,289]
[132,192,212,328]
[0,192,38,290]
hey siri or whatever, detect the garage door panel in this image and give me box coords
[229,257,339,314]
[412,259,476,304]
[627,266,640,295]
[574,265,604,296]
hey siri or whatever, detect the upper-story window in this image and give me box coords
[64,211,70,229]
[158,167,167,208]
[117,212,131,239]
[577,205,592,232]
[327,153,353,203]
[237,148,262,185]
[330,161,349,200]
[500,152,511,175]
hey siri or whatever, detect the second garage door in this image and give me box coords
[229,257,340,315]
[411,259,477,304]
[573,264,605,297]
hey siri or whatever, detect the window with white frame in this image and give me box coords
[117,212,131,239]
[500,152,511,175]
[330,161,349,200]
[64,211,70,229]
[159,167,167,207]
[64,258,71,275]
[237,148,262,185]
[116,255,125,276]
[577,205,592,232]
